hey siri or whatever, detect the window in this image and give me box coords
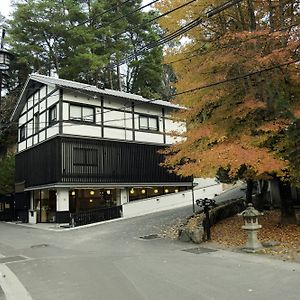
[70,105,94,123]
[74,148,98,166]
[139,115,159,131]
[34,113,39,133]
[20,125,26,142]
[49,105,57,126]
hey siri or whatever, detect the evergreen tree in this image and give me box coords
[8,0,165,99]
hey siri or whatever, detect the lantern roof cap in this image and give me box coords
[239,203,263,218]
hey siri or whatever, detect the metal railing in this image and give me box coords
[70,206,122,227]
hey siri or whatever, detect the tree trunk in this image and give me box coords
[246,179,253,203]
[255,180,269,211]
[277,178,297,224]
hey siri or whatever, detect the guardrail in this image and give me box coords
[70,206,122,227]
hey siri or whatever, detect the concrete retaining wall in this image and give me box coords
[122,179,223,218]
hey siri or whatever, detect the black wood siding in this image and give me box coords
[15,138,61,187]
[16,137,190,187]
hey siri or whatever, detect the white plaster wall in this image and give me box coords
[47,124,59,138]
[64,92,101,107]
[63,124,101,138]
[19,115,26,126]
[134,104,162,116]
[27,96,33,110]
[40,86,47,99]
[103,109,132,128]
[104,96,127,109]
[135,131,164,144]
[47,94,59,107]
[62,102,69,121]
[39,130,46,142]
[166,135,185,145]
[40,112,46,130]
[165,119,186,134]
[27,120,33,137]
[40,99,46,111]
[122,182,223,218]
[104,127,130,140]
[18,141,26,152]
[27,139,32,148]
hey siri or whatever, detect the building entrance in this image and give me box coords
[33,190,57,223]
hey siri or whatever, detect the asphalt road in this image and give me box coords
[0,195,299,300]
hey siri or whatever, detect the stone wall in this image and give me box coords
[179,198,246,243]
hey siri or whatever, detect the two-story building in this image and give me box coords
[10,74,192,225]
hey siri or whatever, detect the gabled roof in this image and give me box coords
[11,74,183,122]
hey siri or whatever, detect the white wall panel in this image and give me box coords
[27,121,33,137]
[103,109,132,128]
[135,131,164,144]
[62,102,69,120]
[19,115,26,126]
[27,139,32,148]
[27,108,33,120]
[27,96,33,110]
[40,99,46,111]
[104,127,127,140]
[165,119,185,133]
[33,135,38,145]
[39,130,46,142]
[64,92,101,107]
[40,112,46,129]
[47,94,59,107]
[40,86,47,99]
[63,124,101,138]
[47,125,59,138]
[18,141,26,152]
[104,96,127,109]
[134,104,162,115]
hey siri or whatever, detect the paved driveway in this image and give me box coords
[0,201,299,300]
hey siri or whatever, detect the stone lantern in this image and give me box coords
[239,203,263,252]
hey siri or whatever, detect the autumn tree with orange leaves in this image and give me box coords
[156,0,300,224]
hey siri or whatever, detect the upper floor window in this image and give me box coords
[70,104,94,123]
[34,113,39,133]
[49,105,57,126]
[139,115,159,131]
[20,125,26,142]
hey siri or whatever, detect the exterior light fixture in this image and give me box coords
[141,189,146,194]
[175,189,179,193]
[130,188,135,194]
[164,189,169,193]
[90,190,95,195]
[154,189,158,194]
[71,191,75,196]
[89,199,93,203]
[106,190,111,195]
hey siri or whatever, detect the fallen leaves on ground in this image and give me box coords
[211,210,300,262]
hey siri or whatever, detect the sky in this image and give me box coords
[1,0,12,18]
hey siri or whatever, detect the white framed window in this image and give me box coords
[20,125,26,142]
[49,105,57,126]
[34,113,39,134]
[70,104,94,123]
[139,115,159,131]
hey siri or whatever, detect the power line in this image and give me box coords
[111,0,244,67]
[112,0,199,39]
[66,0,132,32]
[173,58,300,97]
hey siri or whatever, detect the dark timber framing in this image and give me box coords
[16,136,191,189]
